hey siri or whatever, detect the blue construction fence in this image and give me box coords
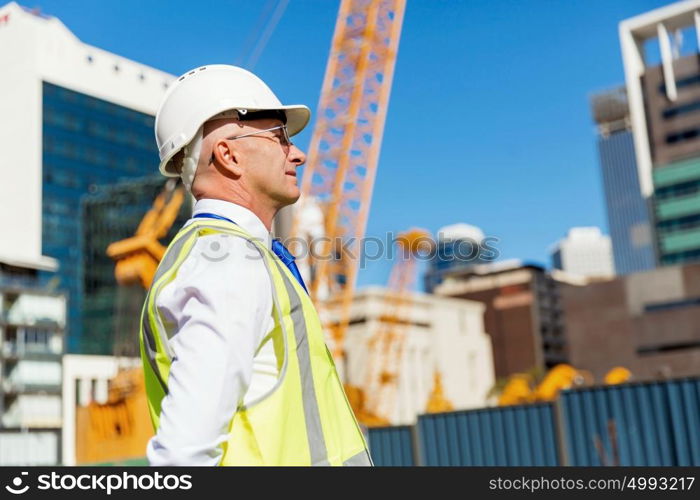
[366,377,700,466]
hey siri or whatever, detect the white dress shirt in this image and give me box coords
[146,198,279,466]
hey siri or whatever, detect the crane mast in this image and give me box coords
[356,228,430,425]
[291,0,406,360]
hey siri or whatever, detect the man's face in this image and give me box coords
[231,118,306,207]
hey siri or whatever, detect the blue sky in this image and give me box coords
[31,0,673,288]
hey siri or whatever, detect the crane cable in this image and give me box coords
[235,0,290,70]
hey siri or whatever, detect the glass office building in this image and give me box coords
[597,130,657,273]
[41,81,159,353]
[591,88,657,275]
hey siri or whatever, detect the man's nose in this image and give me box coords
[288,144,306,166]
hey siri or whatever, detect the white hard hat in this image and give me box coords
[155,64,311,177]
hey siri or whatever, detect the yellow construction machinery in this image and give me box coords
[498,374,536,406]
[604,366,633,385]
[498,364,632,406]
[75,368,153,465]
[534,364,593,401]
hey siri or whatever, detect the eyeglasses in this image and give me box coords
[209,125,293,164]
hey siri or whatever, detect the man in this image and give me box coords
[140,65,372,466]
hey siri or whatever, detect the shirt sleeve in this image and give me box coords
[146,233,273,466]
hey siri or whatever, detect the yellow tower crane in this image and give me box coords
[347,228,453,426]
[290,0,406,363]
[106,179,185,289]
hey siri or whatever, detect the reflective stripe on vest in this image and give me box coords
[139,219,373,466]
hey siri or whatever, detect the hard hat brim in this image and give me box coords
[279,104,311,138]
[158,104,311,177]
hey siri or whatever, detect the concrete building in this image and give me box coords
[620,0,700,267]
[550,227,615,279]
[590,87,657,274]
[434,261,569,380]
[0,258,66,465]
[424,223,496,293]
[0,2,176,352]
[337,287,494,425]
[561,262,700,381]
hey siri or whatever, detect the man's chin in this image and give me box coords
[275,189,301,206]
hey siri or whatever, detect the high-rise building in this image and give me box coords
[550,227,615,279]
[590,87,657,274]
[424,223,495,293]
[620,0,700,267]
[0,2,176,352]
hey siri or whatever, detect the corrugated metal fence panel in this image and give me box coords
[0,430,60,465]
[559,378,700,466]
[417,403,560,466]
[367,426,415,466]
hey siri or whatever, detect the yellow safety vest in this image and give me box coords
[139,218,372,466]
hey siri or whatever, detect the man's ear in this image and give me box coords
[212,139,243,177]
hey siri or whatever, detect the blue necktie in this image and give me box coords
[271,238,309,294]
[193,212,308,293]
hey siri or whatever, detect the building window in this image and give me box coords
[655,179,700,200]
[659,73,700,94]
[657,212,700,234]
[666,127,700,144]
[662,100,700,120]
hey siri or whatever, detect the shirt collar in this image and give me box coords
[191,198,273,249]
